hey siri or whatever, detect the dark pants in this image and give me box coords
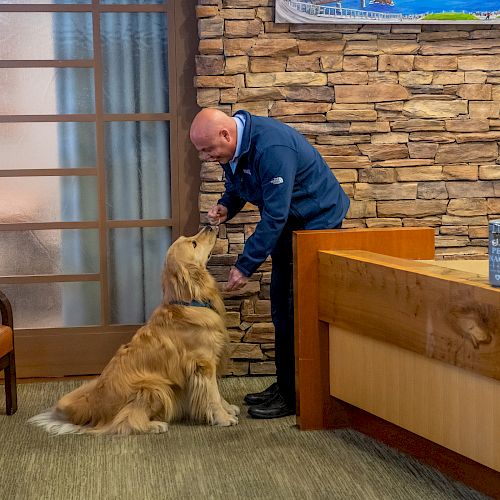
[270,218,341,409]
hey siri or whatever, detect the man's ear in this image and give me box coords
[221,128,230,142]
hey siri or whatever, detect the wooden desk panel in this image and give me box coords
[320,251,500,472]
[293,227,435,430]
[318,251,500,380]
[330,326,500,472]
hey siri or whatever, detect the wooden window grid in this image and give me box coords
[0,1,199,351]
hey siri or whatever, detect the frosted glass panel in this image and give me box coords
[0,230,99,275]
[0,177,97,223]
[1,282,100,328]
[0,122,96,169]
[105,121,171,220]
[0,68,95,115]
[101,13,169,113]
[109,226,171,324]
[0,13,93,60]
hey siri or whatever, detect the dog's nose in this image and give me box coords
[202,225,214,233]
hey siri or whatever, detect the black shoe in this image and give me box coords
[244,382,279,406]
[247,393,295,419]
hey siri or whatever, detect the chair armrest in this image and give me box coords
[0,290,13,330]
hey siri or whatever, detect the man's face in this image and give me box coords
[193,129,235,164]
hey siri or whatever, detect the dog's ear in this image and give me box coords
[186,263,207,288]
[164,261,205,301]
[178,263,205,298]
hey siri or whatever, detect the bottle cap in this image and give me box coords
[490,220,500,232]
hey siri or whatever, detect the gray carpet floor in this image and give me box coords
[0,377,488,500]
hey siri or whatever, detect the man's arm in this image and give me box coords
[234,146,297,277]
[218,170,247,222]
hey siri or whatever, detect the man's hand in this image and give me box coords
[225,267,248,292]
[207,204,228,226]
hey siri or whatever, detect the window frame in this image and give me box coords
[0,0,199,376]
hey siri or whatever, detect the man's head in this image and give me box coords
[190,108,237,164]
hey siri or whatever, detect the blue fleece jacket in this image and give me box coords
[218,110,350,277]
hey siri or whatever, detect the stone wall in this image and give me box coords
[195,0,500,375]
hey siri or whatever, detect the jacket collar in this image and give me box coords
[233,110,252,158]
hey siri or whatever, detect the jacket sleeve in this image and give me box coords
[234,145,297,277]
[218,169,247,222]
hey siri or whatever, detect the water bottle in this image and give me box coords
[489,219,500,287]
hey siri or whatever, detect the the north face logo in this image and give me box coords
[270,177,284,185]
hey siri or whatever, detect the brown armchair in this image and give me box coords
[0,290,17,415]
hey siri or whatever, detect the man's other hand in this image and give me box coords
[207,204,228,226]
[225,267,248,292]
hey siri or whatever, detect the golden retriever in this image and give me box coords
[30,226,239,434]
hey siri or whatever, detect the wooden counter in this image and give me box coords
[293,227,500,497]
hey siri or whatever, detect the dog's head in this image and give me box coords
[163,226,219,304]
[166,226,217,269]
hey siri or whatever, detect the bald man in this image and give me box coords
[190,108,350,419]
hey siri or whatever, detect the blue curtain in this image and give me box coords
[55,11,171,326]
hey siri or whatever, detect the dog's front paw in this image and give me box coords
[212,410,238,427]
[147,421,169,433]
[222,398,240,417]
[226,404,240,417]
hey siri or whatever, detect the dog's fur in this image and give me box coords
[29,226,239,435]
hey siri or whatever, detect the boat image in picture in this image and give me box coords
[369,0,395,5]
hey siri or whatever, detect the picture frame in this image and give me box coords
[275,0,500,24]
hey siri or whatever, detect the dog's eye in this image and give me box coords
[192,241,197,248]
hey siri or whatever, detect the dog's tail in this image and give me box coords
[29,379,97,435]
[28,408,88,435]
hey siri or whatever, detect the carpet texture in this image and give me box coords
[0,377,488,500]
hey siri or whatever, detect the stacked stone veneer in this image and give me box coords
[195,0,500,375]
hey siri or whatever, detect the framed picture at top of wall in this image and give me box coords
[275,0,500,24]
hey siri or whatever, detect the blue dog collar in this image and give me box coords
[169,300,214,310]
